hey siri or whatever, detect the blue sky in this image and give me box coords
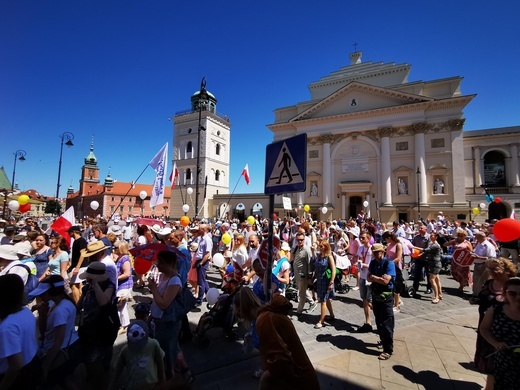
[1,1,519,201]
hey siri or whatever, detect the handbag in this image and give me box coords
[162,275,197,321]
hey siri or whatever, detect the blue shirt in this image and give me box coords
[368,257,396,292]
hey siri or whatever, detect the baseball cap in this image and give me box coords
[127,320,149,352]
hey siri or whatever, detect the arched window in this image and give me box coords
[215,170,220,181]
[216,143,221,156]
[187,141,193,154]
[186,168,192,183]
[484,151,506,187]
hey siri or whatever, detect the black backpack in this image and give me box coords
[12,264,39,303]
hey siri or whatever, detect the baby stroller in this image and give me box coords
[285,277,299,302]
[193,280,243,347]
[333,253,351,294]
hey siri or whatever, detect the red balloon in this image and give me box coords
[493,218,520,242]
[495,197,502,203]
[19,203,31,213]
[134,257,152,275]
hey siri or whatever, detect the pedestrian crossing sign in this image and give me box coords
[264,134,307,194]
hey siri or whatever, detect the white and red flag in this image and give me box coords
[241,164,250,185]
[50,206,76,247]
[169,161,179,189]
[149,143,168,208]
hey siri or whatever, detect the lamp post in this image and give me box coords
[194,77,208,221]
[11,150,27,191]
[416,167,421,221]
[56,132,74,213]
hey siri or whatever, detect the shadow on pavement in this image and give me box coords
[393,365,483,390]
[316,333,380,356]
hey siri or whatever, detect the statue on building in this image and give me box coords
[398,178,408,195]
[310,182,318,197]
[434,178,445,194]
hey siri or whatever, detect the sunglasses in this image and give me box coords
[506,290,520,297]
[297,239,305,242]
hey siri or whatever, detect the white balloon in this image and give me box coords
[139,190,147,200]
[479,203,486,209]
[206,288,220,305]
[182,204,190,213]
[8,200,19,211]
[90,200,99,210]
[212,253,225,268]
[363,200,369,208]
[187,187,193,195]
[321,206,328,214]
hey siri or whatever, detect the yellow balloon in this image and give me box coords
[18,194,30,206]
[221,232,231,245]
[304,204,310,212]
[472,207,480,215]
[247,216,255,225]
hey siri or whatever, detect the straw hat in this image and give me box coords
[80,241,109,258]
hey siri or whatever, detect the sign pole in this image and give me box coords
[265,194,275,302]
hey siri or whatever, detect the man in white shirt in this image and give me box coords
[472,231,497,297]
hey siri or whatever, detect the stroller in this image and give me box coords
[192,280,243,347]
[333,253,351,294]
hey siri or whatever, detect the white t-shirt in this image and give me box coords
[42,299,79,353]
[101,256,119,289]
[232,246,248,268]
[150,275,183,319]
[356,245,373,280]
[0,307,38,374]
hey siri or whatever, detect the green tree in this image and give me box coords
[45,200,61,215]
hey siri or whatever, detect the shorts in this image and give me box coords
[359,278,372,302]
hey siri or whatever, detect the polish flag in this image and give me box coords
[242,164,250,185]
[50,206,76,247]
[169,162,179,189]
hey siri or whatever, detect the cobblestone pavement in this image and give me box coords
[119,265,485,390]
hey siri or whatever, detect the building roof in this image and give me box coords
[0,167,11,190]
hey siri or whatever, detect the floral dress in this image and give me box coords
[491,304,520,389]
[315,254,335,303]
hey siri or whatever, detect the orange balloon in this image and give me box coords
[411,248,421,258]
[180,215,190,227]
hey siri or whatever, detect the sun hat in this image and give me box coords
[108,225,122,236]
[231,223,237,230]
[224,250,233,258]
[127,320,149,352]
[281,241,291,252]
[80,241,109,258]
[189,242,199,251]
[151,224,162,234]
[158,227,172,237]
[78,262,109,282]
[16,246,33,258]
[348,227,360,237]
[371,243,386,253]
[28,276,65,298]
[0,245,18,261]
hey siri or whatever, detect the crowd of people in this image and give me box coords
[0,212,519,389]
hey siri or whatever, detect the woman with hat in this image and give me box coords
[0,274,40,389]
[30,275,79,387]
[76,261,119,388]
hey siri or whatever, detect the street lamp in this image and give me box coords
[416,167,421,221]
[56,132,74,210]
[11,150,27,191]
[194,77,208,220]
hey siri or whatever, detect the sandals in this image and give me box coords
[378,352,392,360]
[314,322,324,329]
[432,298,440,304]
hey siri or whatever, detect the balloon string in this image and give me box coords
[219,174,242,220]
[107,164,150,221]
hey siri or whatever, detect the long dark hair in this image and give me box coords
[0,274,25,320]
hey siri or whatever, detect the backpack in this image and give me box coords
[12,264,39,303]
[162,275,197,321]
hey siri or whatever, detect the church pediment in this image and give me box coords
[290,81,433,122]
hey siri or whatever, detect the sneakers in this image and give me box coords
[314,322,323,329]
[308,302,318,313]
[357,323,373,333]
[393,307,400,313]
[425,289,433,294]
[352,286,360,291]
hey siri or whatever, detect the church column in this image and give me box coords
[365,194,371,219]
[474,147,482,187]
[341,193,346,219]
[510,144,519,186]
[413,124,428,205]
[321,136,332,206]
[379,128,392,205]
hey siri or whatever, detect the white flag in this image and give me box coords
[149,143,168,208]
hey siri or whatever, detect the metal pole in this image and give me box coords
[194,77,207,221]
[56,132,74,212]
[11,150,27,192]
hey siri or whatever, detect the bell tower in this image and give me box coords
[171,78,231,219]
